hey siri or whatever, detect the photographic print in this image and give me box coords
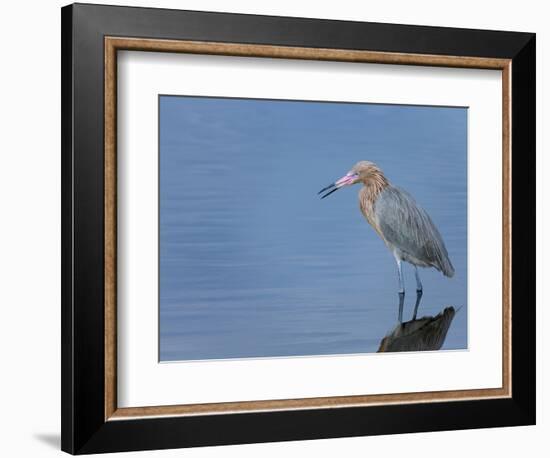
[159,95,467,362]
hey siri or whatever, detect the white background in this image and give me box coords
[118,52,502,407]
[0,1,545,457]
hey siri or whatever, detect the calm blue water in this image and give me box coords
[159,96,468,361]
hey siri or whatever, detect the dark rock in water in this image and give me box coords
[378,306,456,352]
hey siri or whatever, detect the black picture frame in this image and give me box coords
[61,3,535,454]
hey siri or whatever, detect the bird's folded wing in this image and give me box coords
[374,186,454,276]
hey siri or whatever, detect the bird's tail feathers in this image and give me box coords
[440,257,455,278]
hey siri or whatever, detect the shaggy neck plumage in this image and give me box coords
[360,170,389,207]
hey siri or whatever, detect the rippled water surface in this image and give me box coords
[159,96,467,361]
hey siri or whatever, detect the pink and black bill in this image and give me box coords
[318,172,359,199]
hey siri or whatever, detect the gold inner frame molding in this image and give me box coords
[104,36,512,421]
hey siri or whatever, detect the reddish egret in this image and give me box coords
[319,161,454,322]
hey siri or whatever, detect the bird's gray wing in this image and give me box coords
[374,186,454,277]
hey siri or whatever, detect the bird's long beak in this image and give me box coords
[318,172,358,199]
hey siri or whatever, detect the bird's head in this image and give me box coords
[318,161,386,199]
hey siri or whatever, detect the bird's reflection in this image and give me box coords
[378,306,457,352]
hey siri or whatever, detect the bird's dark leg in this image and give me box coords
[412,290,423,321]
[395,257,405,322]
[412,266,423,320]
[395,258,405,295]
[414,265,423,294]
[398,292,405,323]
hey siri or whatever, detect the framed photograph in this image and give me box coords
[61,3,535,454]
